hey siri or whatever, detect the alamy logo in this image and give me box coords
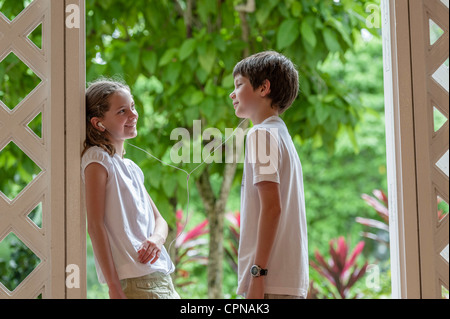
[246,129,279,175]
[65,4,80,29]
[365,4,381,29]
[169,121,279,175]
[66,264,80,289]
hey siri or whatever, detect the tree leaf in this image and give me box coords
[159,48,178,66]
[323,28,341,52]
[277,19,300,50]
[198,45,216,74]
[179,38,197,61]
[162,175,178,197]
[142,50,157,74]
[125,41,140,70]
[301,19,316,49]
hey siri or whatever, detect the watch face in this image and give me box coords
[251,266,259,276]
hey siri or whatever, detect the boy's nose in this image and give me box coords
[229,91,235,99]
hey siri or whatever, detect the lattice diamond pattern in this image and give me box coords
[0,232,41,293]
[433,106,448,132]
[424,0,449,297]
[0,0,51,298]
[0,141,42,201]
[27,22,42,50]
[430,19,445,45]
[0,52,42,110]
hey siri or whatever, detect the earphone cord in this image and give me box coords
[125,118,249,252]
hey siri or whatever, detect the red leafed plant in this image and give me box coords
[356,189,390,245]
[357,189,448,246]
[224,211,240,273]
[174,209,209,287]
[310,237,368,299]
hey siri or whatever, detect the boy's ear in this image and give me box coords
[259,79,271,97]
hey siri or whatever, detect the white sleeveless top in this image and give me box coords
[81,146,175,284]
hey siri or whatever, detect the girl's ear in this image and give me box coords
[259,79,271,97]
[90,117,105,132]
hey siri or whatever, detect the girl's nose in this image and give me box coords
[229,91,235,99]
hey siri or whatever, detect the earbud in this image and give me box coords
[98,122,105,129]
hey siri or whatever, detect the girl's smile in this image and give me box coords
[98,88,138,155]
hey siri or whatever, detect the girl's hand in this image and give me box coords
[108,285,127,299]
[137,234,164,264]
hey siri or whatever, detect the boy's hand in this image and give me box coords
[246,277,265,299]
[137,234,164,264]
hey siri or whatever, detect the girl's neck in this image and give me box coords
[113,141,125,159]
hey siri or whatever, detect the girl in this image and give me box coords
[81,78,179,299]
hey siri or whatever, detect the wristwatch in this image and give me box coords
[250,265,268,277]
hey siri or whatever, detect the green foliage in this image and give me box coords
[0,233,40,293]
[302,35,386,250]
[1,0,389,298]
[85,0,378,226]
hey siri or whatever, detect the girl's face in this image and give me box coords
[229,74,261,119]
[100,88,138,144]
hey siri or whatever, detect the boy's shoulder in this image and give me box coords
[247,116,287,140]
[253,115,286,129]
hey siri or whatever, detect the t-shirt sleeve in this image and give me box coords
[81,147,112,182]
[246,128,280,185]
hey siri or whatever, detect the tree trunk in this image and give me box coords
[194,2,252,299]
[196,121,248,299]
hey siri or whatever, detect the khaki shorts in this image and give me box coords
[264,294,305,299]
[120,272,180,299]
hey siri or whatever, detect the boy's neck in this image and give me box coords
[251,107,279,125]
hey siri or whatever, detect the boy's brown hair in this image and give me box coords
[232,51,299,114]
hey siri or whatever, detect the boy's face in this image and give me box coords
[230,74,262,119]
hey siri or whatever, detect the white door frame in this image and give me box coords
[383,0,449,298]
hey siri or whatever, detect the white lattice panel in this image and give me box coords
[410,0,449,298]
[0,0,66,298]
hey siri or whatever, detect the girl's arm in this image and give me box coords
[137,193,168,264]
[85,163,126,299]
[247,180,282,299]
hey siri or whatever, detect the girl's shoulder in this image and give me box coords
[81,146,114,168]
[83,145,109,157]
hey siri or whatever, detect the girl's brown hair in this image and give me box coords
[82,78,130,157]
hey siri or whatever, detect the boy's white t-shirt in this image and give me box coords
[237,115,309,298]
[81,146,175,284]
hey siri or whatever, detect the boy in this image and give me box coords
[229,51,308,299]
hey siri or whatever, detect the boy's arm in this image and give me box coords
[137,193,168,264]
[247,180,282,299]
[85,163,126,299]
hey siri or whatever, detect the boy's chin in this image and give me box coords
[234,109,249,119]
